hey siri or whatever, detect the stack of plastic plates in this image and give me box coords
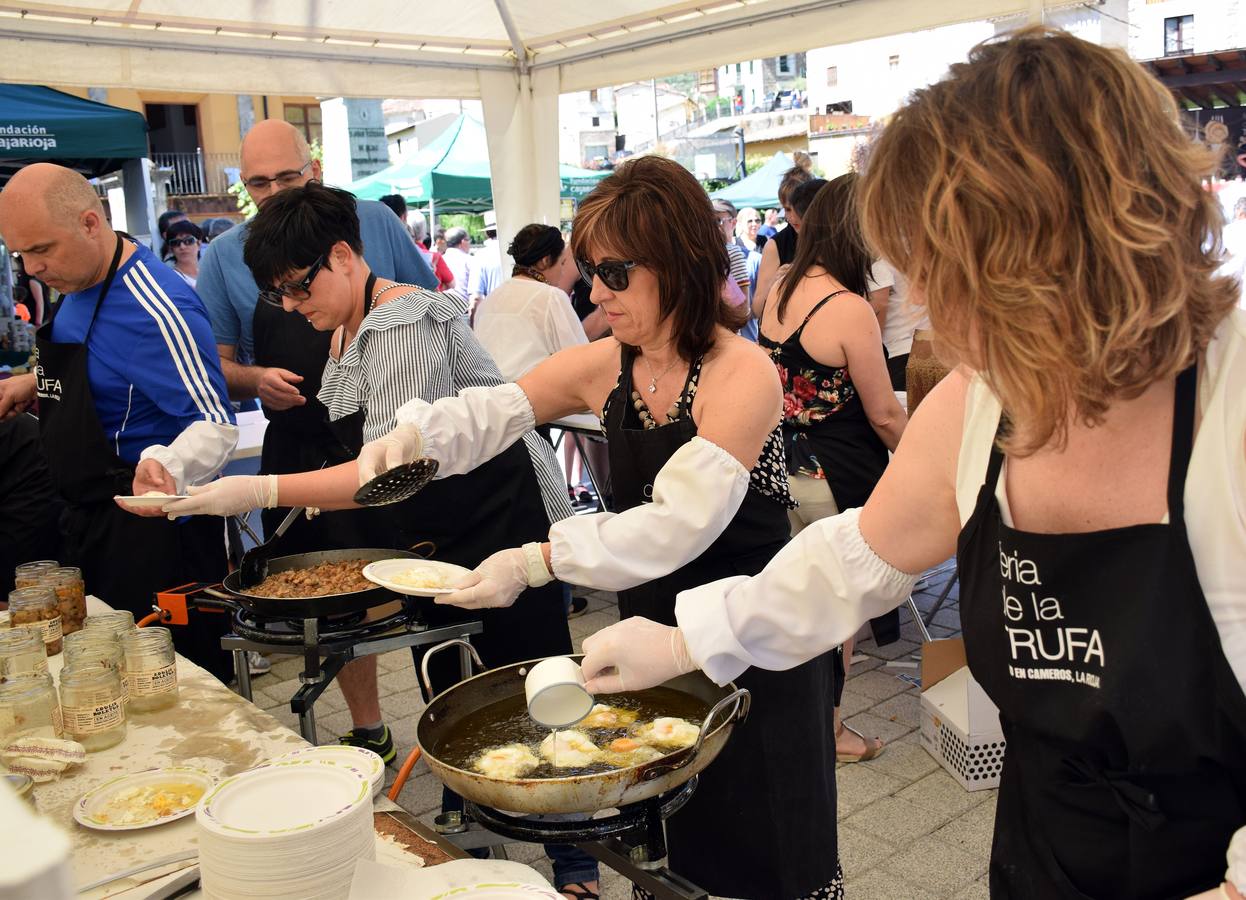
[196,759,374,900]
[269,746,386,798]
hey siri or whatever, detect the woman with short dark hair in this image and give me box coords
[355,155,844,899]
[164,219,205,288]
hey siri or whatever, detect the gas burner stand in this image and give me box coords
[436,780,709,900]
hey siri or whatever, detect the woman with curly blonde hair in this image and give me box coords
[582,28,1246,898]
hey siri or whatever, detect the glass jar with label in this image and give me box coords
[83,610,136,639]
[47,567,87,636]
[0,673,62,743]
[121,628,178,712]
[58,663,126,752]
[8,588,62,656]
[0,627,48,682]
[13,561,58,590]
[64,634,129,710]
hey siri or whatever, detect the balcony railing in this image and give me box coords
[152,151,241,196]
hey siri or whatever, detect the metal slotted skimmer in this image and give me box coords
[353,458,439,506]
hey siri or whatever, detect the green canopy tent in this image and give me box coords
[350,115,608,216]
[708,151,793,210]
[0,84,148,186]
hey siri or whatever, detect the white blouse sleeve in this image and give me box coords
[674,507,918,685]
[543,288,589,356]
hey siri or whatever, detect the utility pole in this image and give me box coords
[651,78,660,148]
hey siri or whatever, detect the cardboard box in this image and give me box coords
[919,638,1005,791]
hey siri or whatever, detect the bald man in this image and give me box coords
[196,119,436,553]
[0,163,237,682]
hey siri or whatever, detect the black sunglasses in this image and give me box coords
[167,236,198,248]
[576,258,638,292]
[258,255,325,308]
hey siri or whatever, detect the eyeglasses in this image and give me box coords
[242,161,312,192]
[168,237,198,248]
[576,258,637,292]
[258,255,324,308]
[743,217,761,224]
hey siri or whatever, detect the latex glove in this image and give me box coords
[115,460,178,518]
[1228,827,1246,898]
[581,617,696,694]
[357,424,424,485]
[161,474,278,518]
[437,544,550,611]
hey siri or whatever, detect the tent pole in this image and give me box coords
[429,196,436,234]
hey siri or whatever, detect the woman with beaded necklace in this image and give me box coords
[354,155,844,900]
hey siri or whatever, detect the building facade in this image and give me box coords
[1129,0,1245,58]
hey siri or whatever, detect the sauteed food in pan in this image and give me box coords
[248,559,372,599]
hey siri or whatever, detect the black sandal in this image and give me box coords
[560,883,600,900]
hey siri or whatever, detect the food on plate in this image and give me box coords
[88,781,207,826]
[539,730,600,767]
[249,560,372,598]
[389,567,447,590]
[633,717,700,749]
[472,743,540,779]
[581,703,639,729]
[142,491,170,497]
[600,737,664,768]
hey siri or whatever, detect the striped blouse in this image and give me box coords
[318,287,574,526]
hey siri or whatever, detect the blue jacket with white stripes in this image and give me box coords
[50,241,236,466]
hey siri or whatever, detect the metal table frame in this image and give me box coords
[550,415,611,512]
[223,617,482,744]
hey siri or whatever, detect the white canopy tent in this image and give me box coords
[0,0,1059,246]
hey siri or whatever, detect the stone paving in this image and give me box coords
[245,566,994,898]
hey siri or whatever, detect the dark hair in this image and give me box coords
[203,217,235,242]
[777,153,814,207]
[508,224,564,268]
[570,155,745,362]
[164,219,204,243]
[243,182,363,288]
[158,209,187,239]
[378,194,408,220]
[776,174,872,322]
[790,178,828,218]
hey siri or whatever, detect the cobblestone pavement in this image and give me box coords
[247,564,994,898]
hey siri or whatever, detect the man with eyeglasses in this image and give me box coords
[196,116,437,569]
[0,163,238,684]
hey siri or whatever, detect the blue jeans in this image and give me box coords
[441,788,600,887]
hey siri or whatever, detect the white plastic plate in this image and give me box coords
[74,767,215,831]
[270,745,385,797]
[113,494,189,508]
[362,559,472,597]
[197,759,370,837]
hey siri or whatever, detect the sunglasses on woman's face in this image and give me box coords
[576,258,637,292]
[168,237,199,248]
[258,255,325,308]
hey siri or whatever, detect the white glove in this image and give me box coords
[436,543,552,611]
[580,617,696,694]
[1228,827,1246,896]
[357,424,424,485]
[161,474,278,518]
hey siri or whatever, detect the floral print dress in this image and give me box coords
[758,290,890,511]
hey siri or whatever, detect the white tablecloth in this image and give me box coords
[28,597,410,898]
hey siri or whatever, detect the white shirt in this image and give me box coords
[472,277,588,381]
[870,260,930,358]
[469,239,504,299]
[676,308,1246,694]
[443,246,473,293]
[1220,219,1246,309]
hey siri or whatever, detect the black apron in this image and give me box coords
[34,235,232,682]
[958,365,1246,898]
[606,349,841,900]
[251,276,376,553]
[322,275,572,695]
